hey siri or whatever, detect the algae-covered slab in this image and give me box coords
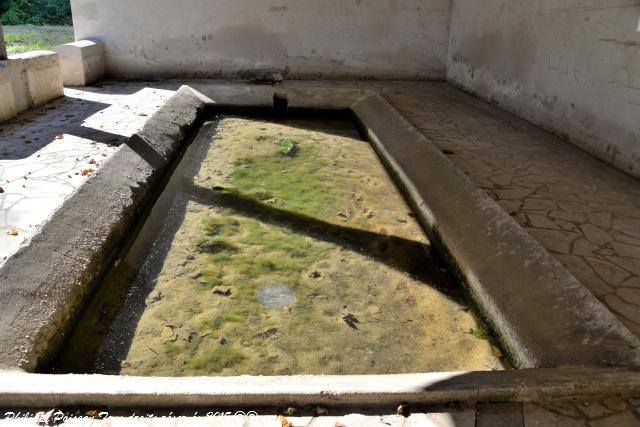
[56,116,503,376]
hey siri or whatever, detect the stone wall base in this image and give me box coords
[0,51,64,123]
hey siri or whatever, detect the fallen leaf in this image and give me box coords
[138,113,148,116]
[7,228,18,236]
[396,404,410,416]
[55,134,64,140]
[88,159,97,165]
[0,187,4,193]
[492,345,503,358]
[316,406,328,415]
[81,168,94,176]
[85,410,102,419]
[277,415,291,427]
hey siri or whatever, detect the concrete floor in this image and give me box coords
[376,81,640,338]
[291,79,640,339]
[2,398,640,426]
[0,84,174,265]
[1,79,640,425]
[1,79,639,340]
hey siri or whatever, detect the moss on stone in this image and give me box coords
[229,143,340,218]
[188,346,246,372]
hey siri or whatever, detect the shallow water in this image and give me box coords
[54,115,504,376]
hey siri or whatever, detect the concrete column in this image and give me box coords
[0,22,7,60]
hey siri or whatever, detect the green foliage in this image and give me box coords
[1,0,72,25]
[188,346,247,372]
[470,327,491,340]
[200,216,240,236]
[194,211,331,341]
[194,216,240,254]
[3,25,74,54]
[230,143,338,218]
[194,236,237,253]
[277,138,299,156]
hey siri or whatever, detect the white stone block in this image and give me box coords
[55,40,105,86]
[8,51,64,109]
[0,61,17,122]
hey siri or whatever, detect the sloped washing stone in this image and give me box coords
[0,86,212,371]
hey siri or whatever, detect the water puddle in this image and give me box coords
[53,115,504,376]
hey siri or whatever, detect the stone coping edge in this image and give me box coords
[0,367,638,408]
[0,84,638,376]
[0,85,211,371]
[351,93,640,369]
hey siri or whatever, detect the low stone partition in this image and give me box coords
[0,62,17,122]
[0,51,64,123]
[1,85,639,373]
[54,40,105,86]
[0,86,211,371]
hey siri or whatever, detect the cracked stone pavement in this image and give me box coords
[3,397,640,426]
[1,79,640,344]
[0,84,174,266]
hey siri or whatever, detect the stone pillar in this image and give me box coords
[0,22,7,60]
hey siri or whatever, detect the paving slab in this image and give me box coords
[2,79,640,372]
[0,86,210,370]
[3,79,640,344]
[2,397,640,426]
[0,86,173,266]
[286,80,640,340]
[476,402,523,427]
[352,92,640,368]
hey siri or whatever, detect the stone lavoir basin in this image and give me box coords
[52,114,505,376]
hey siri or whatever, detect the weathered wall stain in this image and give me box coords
[454,20,537,84]
[71,0,451,80]
[447,0,640,177]
[269,5,289,12]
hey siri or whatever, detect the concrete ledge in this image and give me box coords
[0,51,64,124]
[190,83,275,108]
[0,368,638,408]
[186,83,370,112]
[351,93,640,369]
[286,87,369,110]
[55,40,105,86]
[9,51,64,108]
[0,61,17,122]
[0,86,211,371]
[1,84,638,375]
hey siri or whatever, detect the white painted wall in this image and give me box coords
[70,0,451,80]
[447,0,640,177]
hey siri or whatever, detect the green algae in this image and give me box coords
[229,142,340,219]
[194,211,332,344]
[188,346,247,372]
[276,137,299,156]
[53,116,504,376]
[470,326,492,340]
